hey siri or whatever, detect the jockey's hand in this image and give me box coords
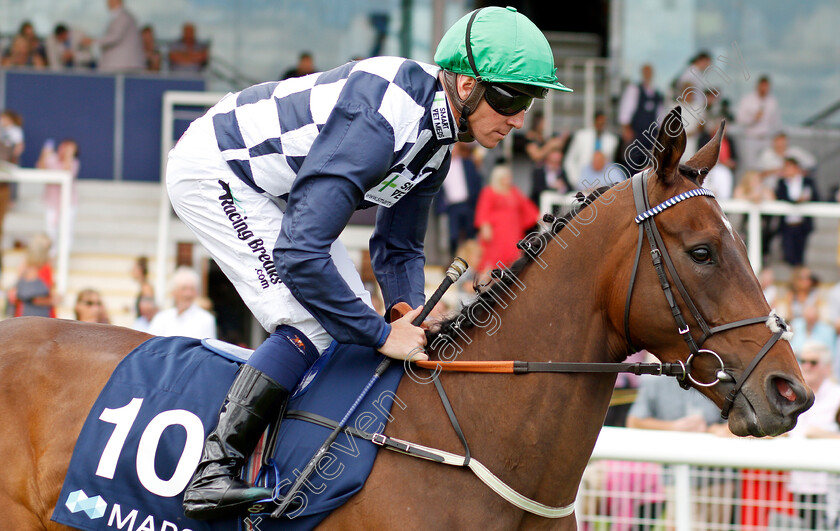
[379,305,428,361]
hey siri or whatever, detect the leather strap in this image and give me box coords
[433,373,471,466]
[464,9,483,81]
[698,316,768,347]
[284,410,444,462]
[413,359,687,378]
[720,329,783,419]
[284,409,576,518]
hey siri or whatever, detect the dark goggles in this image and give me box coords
[482,82,546,116]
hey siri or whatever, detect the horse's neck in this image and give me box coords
[393,192,635,509]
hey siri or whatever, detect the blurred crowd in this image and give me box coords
[1,16,840,528]
[1,26,839,376]
[0,1,210,73]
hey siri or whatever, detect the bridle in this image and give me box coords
[330,171,794,519]
[624,170,791,418]
[413,170,792,419]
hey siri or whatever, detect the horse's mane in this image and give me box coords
[429,186,611,343]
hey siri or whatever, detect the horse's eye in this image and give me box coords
[690,247,712,263]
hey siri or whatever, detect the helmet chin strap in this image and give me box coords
[442,70,485,142]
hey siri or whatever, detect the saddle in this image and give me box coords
[52,334,405,531]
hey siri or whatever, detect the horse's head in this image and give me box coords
[627,106,813,437]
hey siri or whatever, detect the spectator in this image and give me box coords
[627,374,729,435]
[779,266,823,322]
[45,23,94,69]
[702,165,733,201]
[0,109,25,164]
[759,267,779,308]
[0,109,24,268]
[563,110,619,189]
[436,142,483,258]
[148,266,217,339]
[790,304,836,356]
[786,342,840,530]
[1,34,46,68]
[281,51,315,80]
[168,23,209,73]
[823,280,840,380]
[751,132,814,262]
[530,147,570,206]
[736,75,781,173]
[775,156,818,267]
[522,111,566,165]
[140,25,162,72]
[474,164,539,275]
[131,255,155,301]
[627,373,734,528]
[674,51,712,95]
[7,233,56,317]
[95,0,145,71]
[18,21,46,60]
[756,132,816,190]
[579,151,619,191]
[131,295,158,333]
[619,64,664,170]
[733,170,772,203]
[718,97,735,123]
[680,89,712,161]
[74,288,110,323]
[37,138,79,247]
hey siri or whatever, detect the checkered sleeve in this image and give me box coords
[274,101,397,347]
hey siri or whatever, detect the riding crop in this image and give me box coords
[270,256,469,517]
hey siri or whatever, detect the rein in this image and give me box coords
[418,171,791,418]
[285,173,794,520]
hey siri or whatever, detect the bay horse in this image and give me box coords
[1,107,812,530]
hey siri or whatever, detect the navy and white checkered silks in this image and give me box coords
[634,188,716,224]
[210,56,443,197]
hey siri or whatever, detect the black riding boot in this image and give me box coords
[183,365,288,520]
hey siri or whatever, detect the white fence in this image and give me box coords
[540,191,840,274]
[0,162,73,293]
[581,428,840,531]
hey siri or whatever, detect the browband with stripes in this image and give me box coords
[634,187,716,224]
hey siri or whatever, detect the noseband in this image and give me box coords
[623,171,791,418]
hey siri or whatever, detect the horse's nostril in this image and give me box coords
[775,377,797,402]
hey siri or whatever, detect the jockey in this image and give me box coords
[171,6,571,520]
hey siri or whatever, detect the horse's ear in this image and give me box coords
[653,106,686,186]
[684,120,726,186]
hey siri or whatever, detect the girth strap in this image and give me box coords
[284,406,576,518]
[285,410,444,462]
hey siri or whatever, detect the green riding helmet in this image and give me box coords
[435,6,572,94]
[435,6,571,139]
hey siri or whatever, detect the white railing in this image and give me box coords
[0,163,72,294]
[542,57,611,134]
[581,427,840,531]
[540,191,840,274]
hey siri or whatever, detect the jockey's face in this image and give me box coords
[468,96,526,149]
[454,74,526,149]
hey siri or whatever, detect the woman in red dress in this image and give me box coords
[474,164,539,274]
